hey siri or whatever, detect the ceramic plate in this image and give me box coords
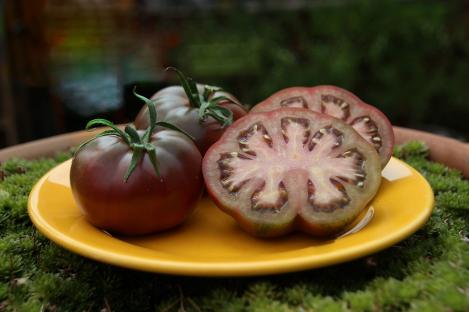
[28,157,433,276]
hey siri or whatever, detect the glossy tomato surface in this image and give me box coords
[135,84,247,154]
[70,130,203,235]
[250,86,394,167]
[203,108,381,237]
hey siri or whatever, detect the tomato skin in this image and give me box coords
[70,130,203,235]
[134,85,247,154]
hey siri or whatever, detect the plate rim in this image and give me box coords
[28,157,434,276]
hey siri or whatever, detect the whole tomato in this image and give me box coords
[134,67,247,154]
[70,90,203,235]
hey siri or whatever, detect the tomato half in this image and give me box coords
[250,86,394,167]
[203,108,381,237]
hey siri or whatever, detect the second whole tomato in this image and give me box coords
[134,67,247,154]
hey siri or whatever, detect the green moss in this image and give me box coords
[0,143,468,311]
[393,140,430,159]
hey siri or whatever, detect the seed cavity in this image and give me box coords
[238,122,273,154]
[218,152,253,194]
[309,126,343,151]
[320,94,351,121]
[308,178,351,213]
[263,134,273,146]
[280,117,310,145]
[350,116,382,152]
[251,181,288,213]
[307,179,316,202]
[336,149,366,187]
[280,96,308,109]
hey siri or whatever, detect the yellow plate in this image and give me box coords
[28,157,433,276]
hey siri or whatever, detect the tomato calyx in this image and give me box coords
[166,67,234,127]
[79,87,193,182]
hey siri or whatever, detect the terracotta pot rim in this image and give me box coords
[1,126,468,177]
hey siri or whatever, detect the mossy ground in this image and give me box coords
[0,142,468,311]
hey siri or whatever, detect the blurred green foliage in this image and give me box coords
[174,0,469,137]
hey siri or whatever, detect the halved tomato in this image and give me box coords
[250,86,394,167]
[203,108,381,237]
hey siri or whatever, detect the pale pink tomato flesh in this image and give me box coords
[250,86,394,167]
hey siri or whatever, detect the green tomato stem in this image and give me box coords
[166,67,235,127]
[78,86,195,183]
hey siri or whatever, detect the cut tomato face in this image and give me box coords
[203,108,382,237]
[250,86,394,167]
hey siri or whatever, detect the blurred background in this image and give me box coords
[1,0,468,148]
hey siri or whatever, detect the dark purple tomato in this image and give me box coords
[71,130,203,235]
[70,89,204,235]
[134,68,247,154]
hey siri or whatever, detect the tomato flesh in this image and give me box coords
[250,86,394,167]
[203,108,381,237]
